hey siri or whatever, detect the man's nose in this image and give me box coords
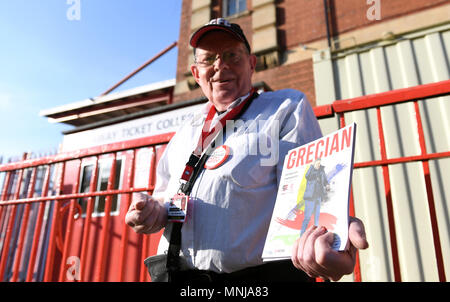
[213,55,230,70]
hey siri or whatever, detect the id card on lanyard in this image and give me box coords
[167,89,258,223]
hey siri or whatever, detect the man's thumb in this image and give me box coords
[349,217,369,250]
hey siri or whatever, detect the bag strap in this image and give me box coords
[166,149,210,275]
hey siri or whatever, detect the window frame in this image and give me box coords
[222,0,247,18]
[77,155,125,218]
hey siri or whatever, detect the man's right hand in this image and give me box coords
[125,192,168,234]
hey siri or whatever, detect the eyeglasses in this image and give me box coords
[194,50,243,67]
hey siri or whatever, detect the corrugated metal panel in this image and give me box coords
[313,24,450,281]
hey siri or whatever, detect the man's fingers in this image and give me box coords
[292,227,354,281]
[315,232,354,280]
[301,226,330,278]
[125,193,157,231]
[349,216,369,250]
[290,217,369,281]
[303,226,327,264]
[134,198,156,224]
[125,216,135,227]
[292,225,325,278]
[132,192,149,211]
[291,225,315,268]
[291,237,303,271]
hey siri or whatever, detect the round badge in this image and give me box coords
[204,145,230,169]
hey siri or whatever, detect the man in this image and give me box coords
[300,158,329,236]
[125,18,368,282]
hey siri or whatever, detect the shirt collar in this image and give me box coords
[217,92,251,117]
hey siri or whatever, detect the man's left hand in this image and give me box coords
[291,216,369,281]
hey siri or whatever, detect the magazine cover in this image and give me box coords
[262,123,357,261]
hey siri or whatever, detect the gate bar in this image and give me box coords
[95,154,117,282]
[0,171,12,246]
[79,157,99,282]
[118,149,136,281]
[376,107,402,282]
[0,186,155,206]
[413,101,446,282]
[333,80,450,112]
[58,160,82,281]
[25,165,51,281]
[43,162,66,281]
[11,167,37,281]
[140,146,157,282]
[337,113,362,282]
[0,167,25,281]
[0,134,174,173]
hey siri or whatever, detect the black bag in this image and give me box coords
[144,223,185,282]
[144,254,169,282]
[143,252,191,282]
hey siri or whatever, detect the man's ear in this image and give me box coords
[249,54,257,73]
[190,64,200,83]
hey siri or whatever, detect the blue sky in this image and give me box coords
[0,0,181,161]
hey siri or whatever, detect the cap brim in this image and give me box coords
[190,25,246,48]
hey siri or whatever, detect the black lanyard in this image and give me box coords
[178,88,258,195]
[166,90,259,277]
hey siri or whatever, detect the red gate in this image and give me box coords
[313,79,450,282]
[0,133,173,282]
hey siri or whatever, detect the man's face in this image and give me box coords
[314,159,321,169]
[190,31,256,111]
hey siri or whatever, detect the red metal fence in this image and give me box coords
[314,79,450,282]
[1,79,449,282]
[0,134,173,282]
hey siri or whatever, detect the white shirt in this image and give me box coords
[153,89,322,273]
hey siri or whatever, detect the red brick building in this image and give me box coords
[173,0,449,106]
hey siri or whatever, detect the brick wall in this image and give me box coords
[174,0,449,106]
[278,0,448,47]
[277,0,327,49]
[252,59,316,104]
[175,0,192,88]
[329,0,448,36]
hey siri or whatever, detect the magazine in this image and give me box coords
[262,123,357,261]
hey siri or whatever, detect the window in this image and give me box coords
[223,0,247,17]
[95,159,122,214]
[27,165,56,198]
[78,157,123,217]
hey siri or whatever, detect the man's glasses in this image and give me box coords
[194,50,243,67]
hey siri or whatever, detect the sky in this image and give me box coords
[0,0,181,162]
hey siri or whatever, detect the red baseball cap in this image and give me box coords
[190,18,251,53]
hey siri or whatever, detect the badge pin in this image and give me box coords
[204,145,230,169]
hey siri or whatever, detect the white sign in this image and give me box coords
[61,103,204,152]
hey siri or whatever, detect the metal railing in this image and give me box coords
[314,79,450,282]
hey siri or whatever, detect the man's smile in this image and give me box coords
[210,77,234,84]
